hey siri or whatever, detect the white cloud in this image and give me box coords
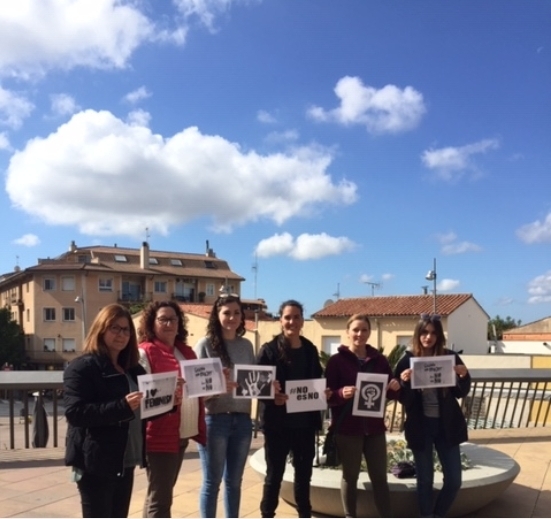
[528,271,551,304]
[127,109,152,127]
[12,233,40,247]
[256,232,356,261]
[0,131,10,150]
[173,0,240,32]
[437,279,460,291]
[436,231,481,255]
[307,76,426,134]
[124,86,151,104]
[0,0,154,78]
[50,93,79,116]
[257,110,277,124]
[359,274,373,284]
[517,213,551,244]
[0,86,34,128]
[6,109,358,236]
[381,273,394,282]
[264,130,299,145]
[421,138,500,181]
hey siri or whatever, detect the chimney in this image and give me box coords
[140,241,150,269]
[69,240,77,252]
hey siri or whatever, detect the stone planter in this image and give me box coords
[249,439,520,517]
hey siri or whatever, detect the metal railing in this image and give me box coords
[3,368,551,450]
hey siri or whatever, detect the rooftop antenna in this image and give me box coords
[365,281,381,296]
[145,227,150,243]
[252,253,258,299]
[333,282,341,300]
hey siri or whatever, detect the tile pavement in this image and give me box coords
[1,421,551,518]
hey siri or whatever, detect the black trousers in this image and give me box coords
[260,426,316,518]
[77,467,134,518]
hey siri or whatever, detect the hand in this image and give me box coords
[274,390,288,406]
[400,368,412,383]
[342,386,356,399]
[454,365,468,378]
[244,371,267,397]
[125,391,143,411]
[223,367,238,393]
[324,388,333,400]
[174,377,184,406]
[387,378,400,391]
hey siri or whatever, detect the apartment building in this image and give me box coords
[0,240,244,369]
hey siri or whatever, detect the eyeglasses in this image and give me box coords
[108,325,131,336]
[420,313,441,322]
[156,317,179,325]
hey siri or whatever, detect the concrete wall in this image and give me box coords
[493,340,551,356]
[447,298,488,355]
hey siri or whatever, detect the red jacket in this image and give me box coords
[140,338,206,452]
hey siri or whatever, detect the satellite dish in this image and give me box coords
[323,299,335,308]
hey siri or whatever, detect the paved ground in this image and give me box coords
[1,405,551,517]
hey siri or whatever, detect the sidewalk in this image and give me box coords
[1,424,550,517]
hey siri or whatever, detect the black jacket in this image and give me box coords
[64,353,147,476]
[394,349,471,451]
[256,335,323,432]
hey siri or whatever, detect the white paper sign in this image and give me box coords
[180,358,226,398]
[410,356,455,389]
[233,365,275,399]
[138,371,178,419]
[352,373,388,418]
[286,378,327,413]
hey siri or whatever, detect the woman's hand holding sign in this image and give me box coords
[125,391,143,411]
[223,367,238,393]
[341,385,357,399]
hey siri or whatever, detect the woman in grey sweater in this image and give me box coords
[194,294,255,518]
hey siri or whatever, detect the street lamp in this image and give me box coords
[75,296,86,349]
[425,258,437,314]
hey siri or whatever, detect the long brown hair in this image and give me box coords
[411,315,446,357]
[138,300,188,344]
[206,295,246,367]
[83,304,139,369]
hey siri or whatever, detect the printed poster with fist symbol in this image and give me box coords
[352,373,388,418]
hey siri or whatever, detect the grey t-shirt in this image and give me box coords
[194,336,255,415]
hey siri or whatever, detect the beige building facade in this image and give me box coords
[0,241,244,369]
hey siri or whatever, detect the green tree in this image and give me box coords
[488,315,522,340]
[0,307,26,368]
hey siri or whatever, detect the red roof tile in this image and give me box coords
[312,294,477,318]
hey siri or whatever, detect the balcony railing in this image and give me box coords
[3,368,551,450]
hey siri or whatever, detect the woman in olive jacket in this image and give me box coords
[64,304,180,518]
[394,314,470,518]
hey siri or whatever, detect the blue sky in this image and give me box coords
[0,0,550,324]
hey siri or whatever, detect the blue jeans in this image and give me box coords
[198,412,253,518]
[412,417,462,518]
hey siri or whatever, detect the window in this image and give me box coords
[61,276,75,291]
[62,338,76,352]
[26,309,30,322]
[205,283,215,297]
[170,259,183,266]
[204,260,216,269]
[43,277,55,291]
[44,308,56,321]
[44,338,56,352]
[149,257,159,265]
[99,278,113,292]
[77,254,89,263]
[114,254,127,262]
[63,308,75,321]
[154,281,167,293]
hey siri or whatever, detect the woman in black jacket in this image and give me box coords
[64,303,178,518]
[394,314,470,518]
[257,300,325,518]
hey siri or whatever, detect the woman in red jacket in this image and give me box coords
[325,314,400,518]
[138,300,206,518]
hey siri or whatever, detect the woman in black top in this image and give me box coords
[64,304,180,518]
[257,300,324,518]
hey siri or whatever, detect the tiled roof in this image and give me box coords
[312,294,475,318]
[179,304,275,332]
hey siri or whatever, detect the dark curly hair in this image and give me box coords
[277,299,304,364]
[206,295,246,368]
[138,300,188,344]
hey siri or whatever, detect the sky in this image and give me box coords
[0,0,550,324]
